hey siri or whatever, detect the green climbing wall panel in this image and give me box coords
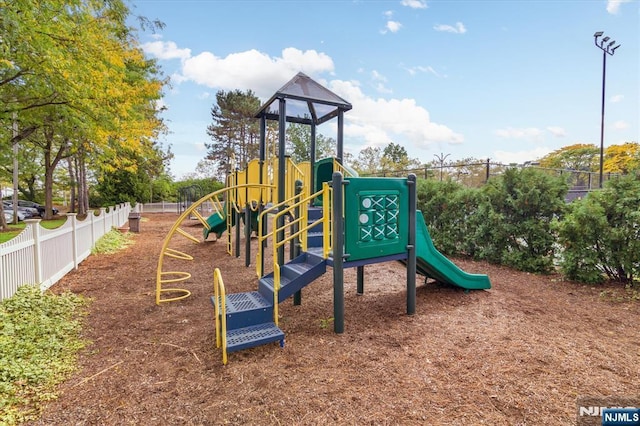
[344,177,408,261]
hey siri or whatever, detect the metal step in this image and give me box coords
[258,252,326,302]
[210,291,274,330]
[226,322,285,353]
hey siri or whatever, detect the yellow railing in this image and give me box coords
[333,158,356,178]
[286,157,306,201]
[256,184,331,324]
[155,183,274,305]
[213,267,228,365]
[322,182,332,258]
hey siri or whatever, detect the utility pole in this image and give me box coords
[12,112,19,225]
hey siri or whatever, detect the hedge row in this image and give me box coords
[416,169,640,284]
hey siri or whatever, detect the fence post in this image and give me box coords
[67,213,79,269]
[485,159,490,183]
[25,219,42,286]
[88,210,96,247]
[100,207,107,235]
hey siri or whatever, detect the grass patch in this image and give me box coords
[91,229,135,255]
[0,285,89,424]
[0,219,67,244]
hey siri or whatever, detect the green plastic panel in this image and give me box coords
[344,177,408,261]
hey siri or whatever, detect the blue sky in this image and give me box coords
[131,0,639,179]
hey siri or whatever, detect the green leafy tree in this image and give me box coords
[380,142,421,175]
[352,146,382,175]
[286,123,336,163]
[2,0,167,218]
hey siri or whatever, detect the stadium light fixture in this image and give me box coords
[593,31,622,188]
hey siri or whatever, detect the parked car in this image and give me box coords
[17,200,58,216]
[3,208,25,222]
[2,201,34,219]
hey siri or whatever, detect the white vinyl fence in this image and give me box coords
[0,203,132,301]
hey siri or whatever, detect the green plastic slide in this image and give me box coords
[414,211,491,290]
[203,211,227,240]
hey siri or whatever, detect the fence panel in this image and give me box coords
[0,203,131,300]
[0,223,37,300]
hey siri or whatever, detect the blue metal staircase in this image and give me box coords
[211,207,327,360]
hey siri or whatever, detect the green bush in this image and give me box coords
[557,174,640,283]
[416,179,482,257]
[0,285,88,424]
[474,168,568,273]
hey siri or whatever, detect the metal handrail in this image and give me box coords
[255,193,301,279]
[213,268,228,365]
[255,185,331,324]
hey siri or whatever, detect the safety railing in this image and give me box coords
[334,158,356,178]
[155,184,274,304]
[286,157,306,201]
[212,267,228,365]
[256,184,331,324]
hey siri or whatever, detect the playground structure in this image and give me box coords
[155,72,491,364]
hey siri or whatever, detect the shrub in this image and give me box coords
[416,179,483,256]
[474,168,568,273]
[557,174,640,283]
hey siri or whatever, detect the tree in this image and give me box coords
[380,142,421,175]
[1,0,168,217]
[604,142,640,174]
[206,90,261,179]
[381,142,406,170]
[352,146,382,175]
[286,123,336,163]
[538,143,599,171]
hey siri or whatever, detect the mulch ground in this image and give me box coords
[30,213,639,425]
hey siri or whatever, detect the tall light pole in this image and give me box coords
[593,31,621,188]
[434,152,450,181]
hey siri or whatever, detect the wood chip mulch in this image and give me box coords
[30,213,639,425]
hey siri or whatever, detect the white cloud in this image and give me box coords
[167,44,462,152]
[610,94,624,103]
[434,22,467,34]
[197,92,210,100]
[404,65,444,78]
[329,79,464,149]
[370,70,392,94]
[546,126,566,137]
[384,10,394,18]
[178,47,335,97]
[401,0,428,9]
[141,41,191,60]
[495,127,544,141]
[606,0,631,14]
[612,120,629,130]
[384,20,403,34]
[493,147,553,165]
